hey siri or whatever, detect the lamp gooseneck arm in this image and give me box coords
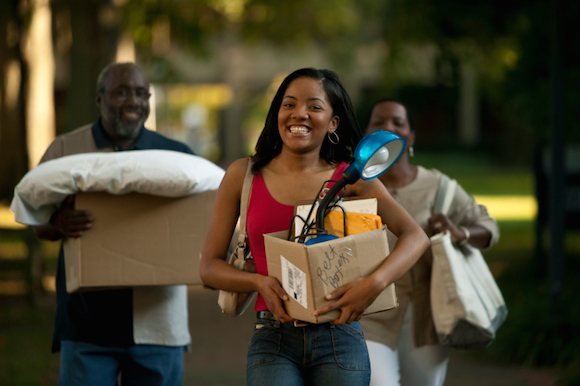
[313,182,346,238]
[314,165,361,237]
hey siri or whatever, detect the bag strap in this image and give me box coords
[433,173,457,216]
[237,158,254,256]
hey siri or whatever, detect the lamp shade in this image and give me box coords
[303,131,405,245]
[347,130,406,182]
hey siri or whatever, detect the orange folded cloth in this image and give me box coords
[323,210,382,238]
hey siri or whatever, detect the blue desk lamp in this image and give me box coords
[305,130,406,245]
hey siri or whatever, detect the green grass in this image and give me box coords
[414,151,534,195]
[485,220,537,267]
[0,232,59,385]
[0,297,59,385]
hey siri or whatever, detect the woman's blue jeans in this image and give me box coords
[247,318,370,386]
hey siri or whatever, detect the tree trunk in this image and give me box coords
[23,0,56,168]
[0,0,28,200]
[64,0,119,132]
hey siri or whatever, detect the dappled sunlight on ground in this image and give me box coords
[0,279,29,295]
[0,275,55,296]
[0,204,25,229]
[475,195,537,221]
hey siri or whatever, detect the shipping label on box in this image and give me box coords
[264,225,398,324]
[63,191,216,292]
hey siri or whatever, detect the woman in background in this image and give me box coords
[201,71,429,385]
[360,98,500,386]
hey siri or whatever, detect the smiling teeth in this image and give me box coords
[124,112,140,120]
[290,126,309,134]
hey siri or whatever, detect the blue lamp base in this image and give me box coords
[304,234,340,245]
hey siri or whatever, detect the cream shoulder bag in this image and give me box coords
[217,159,257,316]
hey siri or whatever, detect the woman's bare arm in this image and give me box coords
[199,158,294,322]
[314,178,429,324]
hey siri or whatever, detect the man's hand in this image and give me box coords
[50,196,94,238]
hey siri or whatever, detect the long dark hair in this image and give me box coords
[252,68,362,172]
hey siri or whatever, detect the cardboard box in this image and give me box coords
[63,191,216,292]
[264,225,398,323]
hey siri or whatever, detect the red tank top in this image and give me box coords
[247,162,349,311]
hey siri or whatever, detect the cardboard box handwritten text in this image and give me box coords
[264,225,398,323]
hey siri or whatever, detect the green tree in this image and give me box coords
[371,0,578,162]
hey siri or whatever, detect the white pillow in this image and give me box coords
[10,150,225,225]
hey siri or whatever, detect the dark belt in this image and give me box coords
[257,311,309,327]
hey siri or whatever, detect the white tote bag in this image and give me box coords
[430,175,508,349]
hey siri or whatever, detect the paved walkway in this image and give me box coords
[183,286,558,386]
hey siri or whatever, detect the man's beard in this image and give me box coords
[112,115,145,139]
[103,107,148,140]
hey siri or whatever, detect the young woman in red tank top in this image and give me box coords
[201,68,429,386]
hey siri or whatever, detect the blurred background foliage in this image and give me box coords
[1,0,579,384]
[1,0,578,180]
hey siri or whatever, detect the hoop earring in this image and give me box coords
[409,146,415,157]
[328,131,339,145]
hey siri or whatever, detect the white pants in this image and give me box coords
[366,304,450,386]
